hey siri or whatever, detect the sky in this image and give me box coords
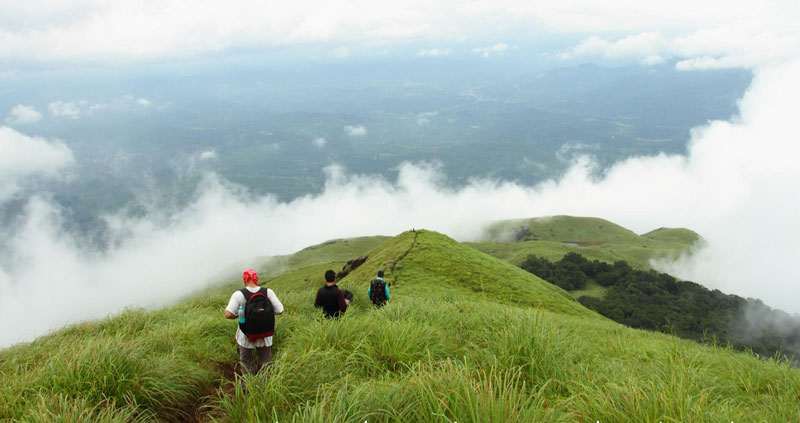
[1,0,800,347]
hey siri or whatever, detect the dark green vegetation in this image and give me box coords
[520,251,800,362]
[2,218,799,422]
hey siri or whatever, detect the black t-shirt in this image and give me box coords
[314,284,348,318]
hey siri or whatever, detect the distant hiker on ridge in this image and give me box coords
[224,269,284,375]
[314,270,353,318]
[368,269,391,308]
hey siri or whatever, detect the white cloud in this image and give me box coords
[0,0,797,65]
[199,150,217,160]
[556,142,600,162]
[418,48,452,57]
[313,137,327,147]
[48,101,81,119]
[641,55,665,66]
[473,42,510,57]
[0,126,74,202]
[4,105,42,125]
[561,27,800,69]
[344,124,367,136]
[559,31,669,64]
[416,111,437,126]
[671,27,800,69]
[43,96,148,119]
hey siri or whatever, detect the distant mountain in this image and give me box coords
[472,215,699,269]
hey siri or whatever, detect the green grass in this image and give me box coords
[471,215,700,270]
[336,230,593,318]
[568,279,607,299]
[276,236,391,270]
[2,222,798,423]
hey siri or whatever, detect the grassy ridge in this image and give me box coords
[471,215,700,270]
[334,230,593,318]
[2,222,798,422]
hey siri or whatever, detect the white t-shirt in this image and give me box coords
[225,286,284,348]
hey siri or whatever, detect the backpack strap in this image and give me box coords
[241,287,268,300]
[240,288,252,301]
[238,288,249,334]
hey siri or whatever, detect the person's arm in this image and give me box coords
[337,290,348,312]
[268,289,284,315]
[314,289,322,308]
[224,292,242,319]
[385,284,390,301]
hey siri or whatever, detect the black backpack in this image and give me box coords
[240,288,275,340]
[369,279,387,306]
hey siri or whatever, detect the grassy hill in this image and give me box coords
[1,220,798,423]
[471,215,700,271]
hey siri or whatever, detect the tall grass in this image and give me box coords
[0,305,231,422]
[207,293,800,422]
[3,230,800,422]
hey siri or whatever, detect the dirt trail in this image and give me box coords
[177,361,238,423]
[388,229,420,286]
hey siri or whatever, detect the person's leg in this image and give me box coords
[256,345,272,373]
[238,344,257,375]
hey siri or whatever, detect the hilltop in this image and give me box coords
[472,215,699,269]
[1,217,798,423]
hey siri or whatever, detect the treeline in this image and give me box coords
[520,253,800,362]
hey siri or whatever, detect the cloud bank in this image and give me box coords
[2,59,800,348]
[2,0,797,65]
[473,42,511,57]
[561,28,800,69]
[199,150,217,160]
[5,105,42,125]
[344,125,367,136]
[0,127,74,201]
[48,101,81,119]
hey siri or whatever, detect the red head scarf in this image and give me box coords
[242,269,259,285]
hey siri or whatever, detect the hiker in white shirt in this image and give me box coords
[224,269,284,375]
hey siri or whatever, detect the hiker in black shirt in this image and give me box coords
[314,270,352,318]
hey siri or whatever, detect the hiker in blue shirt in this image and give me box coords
[368,269,391,307]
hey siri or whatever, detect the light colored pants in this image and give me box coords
[238,344,272,375]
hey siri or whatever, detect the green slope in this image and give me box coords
[280,235,391,269]
[481,215,641,243]
[2,226,798,423]
[332,229,594,318]
[471,215,700,269]
[643,226,701,245]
